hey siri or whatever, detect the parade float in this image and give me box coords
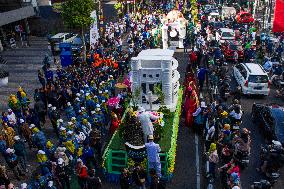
[102,49,182,182]
[161,9,188,49]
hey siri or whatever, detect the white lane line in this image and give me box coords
[195,133,201,189]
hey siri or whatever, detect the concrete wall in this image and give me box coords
[0,6,35,26]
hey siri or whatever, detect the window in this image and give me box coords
[156,74,159,78]
[149,84,154,92]
[149,75,153,78]
[248,75,269,83]
[141,83,146,94]
[143,74,146,78]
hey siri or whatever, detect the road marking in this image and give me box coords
[195,134,201,189]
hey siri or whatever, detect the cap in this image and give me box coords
[201,101,206,108]
[38,150,45,155]
[91,111,96,115]
[102,100,106,103]
[96,104,100,108]
[20,183,28,189]
[19,119,25,123]
[105,90,108,93]
[59,119,63,123]
[52,107,56,110]
[6,148,15,154]
[67,102,71,106]
[81,107,86,110]
[29,124,35,129]
[67,131,73,135]
[8,109,12,112]
[76,97,80,101]
[14,136,20,141]
[48,104,52,108]
[148,135,154,140]
[60,127,66,131]
[86,93,90,96]
[76,93,81,97]
[67,122,73,126]
[71,117,76,120]
[48,181,53,187]
[58,158,64,165]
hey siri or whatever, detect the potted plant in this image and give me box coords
[0,68,9,87]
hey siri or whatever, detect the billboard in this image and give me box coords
[90,10,99,47]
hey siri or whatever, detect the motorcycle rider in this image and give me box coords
[257,140,284,177]
[232,128,251,163]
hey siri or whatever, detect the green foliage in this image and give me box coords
[132,87,141,109]
[158,106,171,118]
[114,2,122,10]
[61,0,95,28]
[154,83,165,104]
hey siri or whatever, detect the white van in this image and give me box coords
[50,33,78,51]
[216,28,235,43]
[233,63,270,96]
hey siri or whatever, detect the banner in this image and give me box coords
[90,10,99,47]
[273,0,284,32]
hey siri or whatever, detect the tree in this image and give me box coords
[61,0,95,62]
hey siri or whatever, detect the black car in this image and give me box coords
[209,22,225,31]
[251,103,284,144]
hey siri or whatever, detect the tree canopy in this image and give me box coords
[61,0,95,29]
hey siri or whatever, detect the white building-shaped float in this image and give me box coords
[131,49,180,111]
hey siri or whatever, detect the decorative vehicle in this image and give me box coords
[221,40,244,60]
[236,12,254,23]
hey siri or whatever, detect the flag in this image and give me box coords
[273,0,284,32]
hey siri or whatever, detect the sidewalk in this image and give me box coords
[0,36,49,111]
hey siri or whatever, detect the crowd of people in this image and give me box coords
[181,1,284,189]
[0,1,182,189]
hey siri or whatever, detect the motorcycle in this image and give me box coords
[233,150,250,168]
[205,159,214,189]
[251,180,272,189]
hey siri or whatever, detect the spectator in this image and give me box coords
[145,135,161,178]
[120,168,130,189]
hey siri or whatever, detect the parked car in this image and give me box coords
[216,28,235,43]
[50,33,78,52]
[236,12,254,24]
[233,63,270,96]
[251,103,284,144]
[221,40,244,60]
[209,21,225,31]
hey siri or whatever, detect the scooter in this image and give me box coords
[251,180,272,189]
[205,155,214,189]
[233,150,250,168]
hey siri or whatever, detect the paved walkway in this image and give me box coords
[0,36,49,111]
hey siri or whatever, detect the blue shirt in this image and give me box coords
[145,142,161,162]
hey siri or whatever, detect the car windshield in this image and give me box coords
[215,22,224,28]
[51,38,63,43]
[229,44,242,51]
[222,32,234,37]
[248,75,269,83]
